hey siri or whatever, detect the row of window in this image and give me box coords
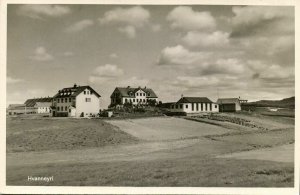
[125,98,149,103]
[57,106,68,111]
[83,90,92,95]
[172,103,217,111]
[57,97,72,103]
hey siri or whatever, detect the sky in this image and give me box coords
[7,4,295,108]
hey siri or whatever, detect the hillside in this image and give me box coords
[245,97,295,108]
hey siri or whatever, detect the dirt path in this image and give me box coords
[217,144,294,163]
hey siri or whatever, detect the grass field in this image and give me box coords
[6,110,295,187]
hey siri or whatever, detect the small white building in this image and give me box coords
[169,97,219,114]
[34,102,52,114]
[110,86,158,107]
[217,98,241,112]
[52,84,101,117]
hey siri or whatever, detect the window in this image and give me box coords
[201,103,203,111]
[90,91,93,95]
[65,106,67,111]
[143,99,145,102]
[180,104,183,109]
[69,109,71,112]
[210,103,212,111]
[57,107,60,111]
[84,91,86,95]
[65,98,67,102]
[85,98,91,102]
[133,99,135,102]
[61,106,63,111]
[215,105,217,108]
[69,98,71,102]
[58,99,60,103]
[136,93,139,96]
[192,103,194,111]
[205,103,208,111]
[46,108,47,111]
[140,93,142,96]
[196,103,199,111]
[125,99,128,103]
[62,98,64,103]
[140,99,142,102]
[186,105,188,109]
[130,99,132,103]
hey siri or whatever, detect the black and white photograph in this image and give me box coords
[1,0,299,194]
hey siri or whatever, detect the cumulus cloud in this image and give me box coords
[118,25,136,39]
[157,45,210,65]
[30,46,53,61]
[99,6,150,27]
[173,76,220,88]
[167,6,216,31]
[7,76,23,84]
[182,31,230,48]
[99,6,150,38]
[109,53,118,58]
[17,5,71,19]
[65,19,94,33]
[199,58,246,75]
[231,6,294,37]
[92,64,124,78]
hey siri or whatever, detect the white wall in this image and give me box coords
[170,102,219,113]
[37,107,51,113]
[75,89,100,117]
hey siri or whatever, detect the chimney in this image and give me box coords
[127,86,130,88]
[74,83,77,88]
[144,86,147,89]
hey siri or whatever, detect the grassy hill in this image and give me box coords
[244,97,295,109]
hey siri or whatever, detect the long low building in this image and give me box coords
[217,98,241,112]
[169,97,219,114]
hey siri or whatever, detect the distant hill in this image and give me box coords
[244,96,295,109]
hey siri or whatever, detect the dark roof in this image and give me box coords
[217,98,240,104]
[176,97,212,104]
[53,85,101,98]
[111,87,158,98]
[24,97,53,107]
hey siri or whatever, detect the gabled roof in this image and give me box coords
[24,97,53,107]
[111,87,158,98]
[176,97,212,104]
[35,102,52,107]
[217,98,240,104]
[53,85,101,98]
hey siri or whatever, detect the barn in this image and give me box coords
[217,98,241,112]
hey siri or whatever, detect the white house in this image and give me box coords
[110,86,158,107]
[52,84,101,117]
[169,97,219,114]
[34,102,52,114]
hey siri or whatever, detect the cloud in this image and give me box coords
[182,31,229,48]
[151,24,161,32]
[99,6,150,27]
[92,64,124,78]
[30,46,53,61]
[173,76,220,88]
[7,76,23,84]
[64,19,94,33]
[231,6,294,37]
[199,58,246,75]
[157,45,210,65]
[63,51,74,56]
[109,53,118,58]
[17,5,71,19]
[118,25,136,39]
[167,6,216,31]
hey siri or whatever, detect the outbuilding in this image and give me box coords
[217,98,241,112]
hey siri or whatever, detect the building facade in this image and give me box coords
[34,102,52,114]
[110,86,158,107]
[217,98,241,112]
[169,97,219,114]
[52,84,101,117]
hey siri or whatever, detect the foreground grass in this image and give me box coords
[7,157,293,187]
[7,117,138,152]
